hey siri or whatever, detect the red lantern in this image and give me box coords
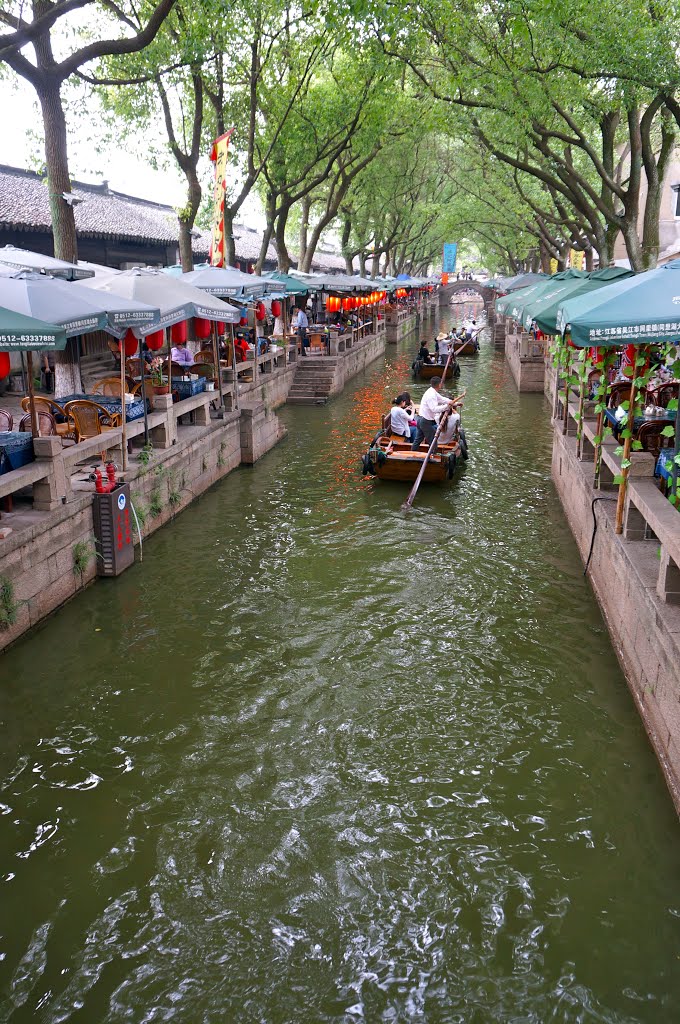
[194,317,211,339]
[0,352,9,379]
[255,301,266,322]
[217,321,227,336]
[146,329,164,351]
[342,297,352,312]
[271,299,282,318]
[119,328,138,357]
[239,317,248,327]
[171,320,188,344]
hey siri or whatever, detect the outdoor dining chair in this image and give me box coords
[92,376,130,397]
[0,409,13,431]
[19,410,57,436]
[64,399,122,443]
[21,396,77,443]
[637,420,673,460]
[649,382,679,408]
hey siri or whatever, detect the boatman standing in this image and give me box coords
[411,376,461,451]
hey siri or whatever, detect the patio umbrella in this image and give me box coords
[262,271,310,295]
[529,267,634,335]
[87,267,241,334]
[557,260,680,346]
[497,272,547,294]
[0,306,68,437]
[70,281,160,337]
[495,278,554,318]
[0,271,109,335]
[0,244,94,280]
[169,264,275,298]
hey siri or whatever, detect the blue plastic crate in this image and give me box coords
[172,378,206,400]
[0,431,35,475]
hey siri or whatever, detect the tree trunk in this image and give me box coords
[178,170,201,272]
[36,82,77,263]
[255,191,276,274]
[341,212,354,273]
[298,196,311,269]
[371,252,380,277]
[275,203,292,273]
[585,247,594,271]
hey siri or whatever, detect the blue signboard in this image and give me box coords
[442,243,457,273]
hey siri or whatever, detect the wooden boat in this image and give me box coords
[414,359,459,381]
[362,410,468,483]
[452,338,479,356]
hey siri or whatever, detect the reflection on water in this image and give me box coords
[0,303,679,1023]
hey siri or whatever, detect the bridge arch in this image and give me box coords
[440,279,491,301]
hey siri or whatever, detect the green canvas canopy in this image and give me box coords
[525,268,634,334]
[495,281,547,317]
[261,271,311,295]
[557,260,680,346]
[507,270,587,327]
[0,305,67,351]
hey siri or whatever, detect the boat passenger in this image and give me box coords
[417,342,433,364]
[436,404,461,445]
[390,392,416,442]
[411,377,459,451]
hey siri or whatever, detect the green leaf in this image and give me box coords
[661,425,675,437]
[632,440,643,451]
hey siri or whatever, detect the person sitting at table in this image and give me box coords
[272,313,286,338]
[171,340,193,365]
[234,333,250,363]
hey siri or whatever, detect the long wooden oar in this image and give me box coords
[402,386,467,511]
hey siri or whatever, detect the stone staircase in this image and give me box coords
[286,358,338,405]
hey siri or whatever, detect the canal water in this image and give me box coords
[1,306,679,1023]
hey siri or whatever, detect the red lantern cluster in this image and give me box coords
[0,352,10,379]
[171,320,188,344]
[395,288,408,298]
[194,317,212,339]
[120,329,138,357]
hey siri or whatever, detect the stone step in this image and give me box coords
[288,387,332,398]
[287,395,328,405]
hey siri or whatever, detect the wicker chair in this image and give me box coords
[19,410,57,436]
[649,382,679,409]
[92,376,128,397]
[607,382,635,409]
[65,400,121,443]
[20,396,76,442]
[189,362,215,379]
[0,409,13,431]
[636,420,673,460]
[194,348,215,364]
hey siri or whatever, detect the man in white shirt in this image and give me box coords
[412,377,459,450]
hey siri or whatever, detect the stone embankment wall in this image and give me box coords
[504,326,546,392]
[552,423,680,813]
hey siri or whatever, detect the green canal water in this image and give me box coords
[1,307,679,1023]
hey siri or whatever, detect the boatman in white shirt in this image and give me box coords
[411,376,461,451]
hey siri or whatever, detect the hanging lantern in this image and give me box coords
[119,329,138,357]
[217,321,227,336]
[271,299,282,318]
[171,320,188,344]
[146,329,164,351]
[0,352,9,379]
[255,301,266,322]
[194,317,212,339]
[342,297,352,312]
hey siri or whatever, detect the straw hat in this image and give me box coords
[436,331,448,341]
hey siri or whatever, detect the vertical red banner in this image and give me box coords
[209,129,235,268]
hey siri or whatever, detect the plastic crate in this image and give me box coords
[0,431,35,475]
[172,378,206,400]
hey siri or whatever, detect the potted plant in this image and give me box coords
[150,357,169,395]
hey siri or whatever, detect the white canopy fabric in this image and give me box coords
[69,281,160,337]
[0,245,95,280]
[180,264,275,298]
[0,271,110,337]
[86,267,241,336]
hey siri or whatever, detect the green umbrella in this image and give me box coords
[507,270,587,326]
[495,281,547,317]
[262,271,310,295]
[0,306,67,350]
[526,268,634,334]
[557,260,680,346]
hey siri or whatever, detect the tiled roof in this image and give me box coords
[0,164,347,271]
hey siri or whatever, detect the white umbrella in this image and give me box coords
[177,264,275,299]
[0,244,94,280]
[88,267,240,335]
[70,281,159,336]
[0,271,109,336]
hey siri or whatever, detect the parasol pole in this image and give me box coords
[230,322,239,411]
[614,373,637,534]
[139,334,149,448]
[26,351,38,438]
[671,396,680,504]
[212,321,224,409]
[120,335,128,471]
[166,326,172,402]
[575,355,587,459]
[594,352,613,486]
